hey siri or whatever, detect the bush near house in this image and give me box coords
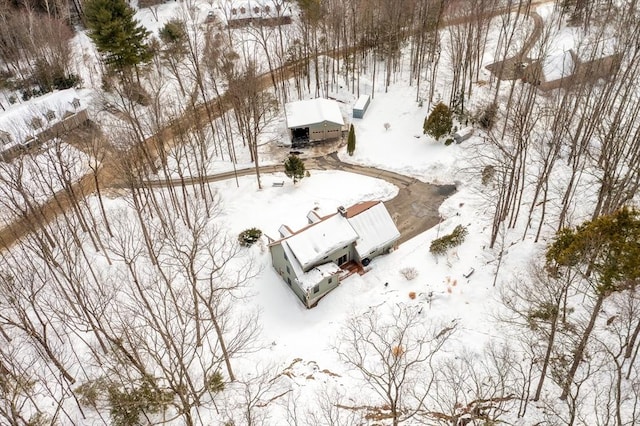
[400,267,418,280]
[347,124,356,155]
[238,228,263,247]
[430,225,468,256]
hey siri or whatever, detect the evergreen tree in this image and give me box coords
[284,154,306,184]
[546,207,640,295]
[347,124,356,156]
[546,207,640,400]
[159,19,186,46]
[84,0,152,72]
[423,102,453,141]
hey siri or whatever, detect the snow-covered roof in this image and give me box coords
[226,0,292,20]
[354,95,370,110]
[285,213,358,270]
[297,262,341,291]
[285,98,344,129]
[280,238,341,291]
[306,210,322,224]
[0,89,84,150]
[274,201,400,272]
[278,224,293,238]
[347,202,400,259]
[543,51,575,81]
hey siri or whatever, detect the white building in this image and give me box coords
[284,98,344,145]
[269,201,400,308]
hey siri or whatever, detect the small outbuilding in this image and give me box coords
[453,127,473,144]
[352,94,370,119]
[285,98,344,145]
[269,201,400,308]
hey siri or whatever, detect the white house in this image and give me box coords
[224,0,293,28]
[0,89,88,160]
[269,201,400,308]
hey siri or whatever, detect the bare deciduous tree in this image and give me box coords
[336,304,456,426]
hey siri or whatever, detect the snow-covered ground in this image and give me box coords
[1,0,638,424]
[0,141,91,224]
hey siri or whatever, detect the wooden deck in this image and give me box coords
[339,261,365,279]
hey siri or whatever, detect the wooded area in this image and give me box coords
[0,0,639,424]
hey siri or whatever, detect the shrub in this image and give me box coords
[347,124,356,156]
[54,74,82,90]
[430,225,468,256]
[75,378,110,409]
[481,165,495,185]
[479,102,498,130]
[238,228,262,247]
[159,19,186,44]
[123,82,150,106]
[108,376,171,426]
[206,371,225,393]
[400,267,418,281]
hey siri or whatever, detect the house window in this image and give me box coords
[328,277,333,284]
[30,117,43,130]
[284,251,288,260]
[231,8,237,14]
[0,131,11,146]
[265,5,270,12]
[286,265,290,274]
[287,277,291,286]
[253,6,259,13]
[240,6,246,13]
[313,284,320,294]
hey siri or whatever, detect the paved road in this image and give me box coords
[485,10,544,80]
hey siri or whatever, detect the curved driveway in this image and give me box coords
[140,152,456,245]
[0,0,551,250]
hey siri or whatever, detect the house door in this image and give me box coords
[337,254,348,266]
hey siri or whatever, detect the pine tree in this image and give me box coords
[84,0,152,72]
[347,124,356,156]
[423,102,453,141]
[284,154,306,184]
[546,206,640,400]
[546,207,640,295]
